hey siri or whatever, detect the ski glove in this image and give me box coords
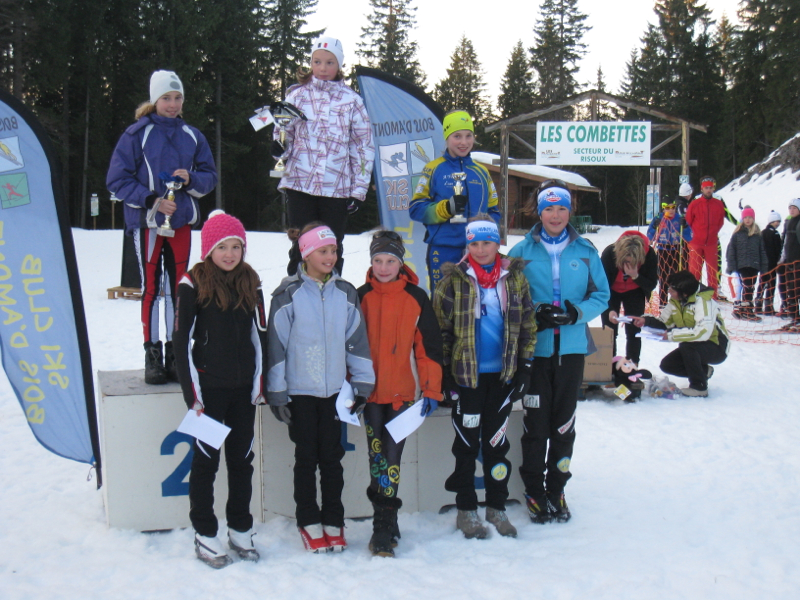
[270,140,285,158]
[563,300,579,325]
[535,303,568,330]
[680,216,688,228]
[271,405,292,426]
[448,194,468,218]
[510,361,533,403]
[420,396,439,416]
[346,198,360,215]
[440,373,461,408]
[650,216,661,229]
[350,395,367,416]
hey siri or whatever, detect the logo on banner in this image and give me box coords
[0,173,30,209]
[379,143,409,175]
[0,136,24,172]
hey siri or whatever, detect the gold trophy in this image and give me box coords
[156,179,183,238]
[269,101,307,178]
[450,172,467,223]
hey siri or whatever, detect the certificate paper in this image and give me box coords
[385,399,427,443]
[335,380,361,426]
[177,410,231,450]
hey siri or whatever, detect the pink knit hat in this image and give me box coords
[741,206,755,219]
[201,210,246,260]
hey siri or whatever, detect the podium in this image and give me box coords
[97,370,525,530]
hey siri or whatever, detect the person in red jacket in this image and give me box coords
[357,231,443,557]
[686,176,727,299]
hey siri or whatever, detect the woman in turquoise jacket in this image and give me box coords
[507,179,609,525]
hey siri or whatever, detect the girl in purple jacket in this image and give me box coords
[107,70,217,384]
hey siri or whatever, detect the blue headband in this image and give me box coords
[537,187,572,214]
[465,220,500,244]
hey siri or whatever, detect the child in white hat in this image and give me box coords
[272,36,375,277]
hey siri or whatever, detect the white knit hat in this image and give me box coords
[790,198,800,211]
[310,36,344,68]
[679,183,693,197]
[768,210,781,223]
[149,70,184,104]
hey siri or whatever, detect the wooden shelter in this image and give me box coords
[485,90,708,235]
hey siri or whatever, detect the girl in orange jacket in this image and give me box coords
[356,231,443,557]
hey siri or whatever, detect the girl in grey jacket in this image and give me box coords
[725,206,768,321]
[266,222,374,554]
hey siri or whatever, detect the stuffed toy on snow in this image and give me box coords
[612,356,653,402]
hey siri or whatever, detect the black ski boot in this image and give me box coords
[367,487,402,557]
[164,341,179,382]
[144,341,168,385]
[547,490,572,523]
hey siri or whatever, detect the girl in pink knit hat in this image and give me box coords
[172,210,268,569]
[725,206,768,321]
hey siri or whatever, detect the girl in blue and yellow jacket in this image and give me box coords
[507,180,609,526]
[409,111,500,291]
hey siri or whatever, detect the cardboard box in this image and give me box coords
[583,326,615,383]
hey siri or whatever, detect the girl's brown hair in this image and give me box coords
[189,257,261,312]
[135,102,157,120]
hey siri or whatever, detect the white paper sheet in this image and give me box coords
[616,315,634,323]
[335,380,361,426]
[636,326,669,340]
[177,410,231,450]
[385,399,427,443]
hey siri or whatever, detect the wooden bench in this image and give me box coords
[107,286,142,300]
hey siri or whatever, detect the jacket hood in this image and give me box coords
[365,265,419,289]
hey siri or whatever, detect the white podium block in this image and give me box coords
[98,370,263,531]
[260,404,525,521]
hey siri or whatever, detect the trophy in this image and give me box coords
[156,173,185,237]
[269,101,307,178]
[449,172,467,223]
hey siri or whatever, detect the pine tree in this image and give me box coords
[356,0,425,88]
[433,36,492,126]
[726,0,800,173]
[497,40,536,119]
[528,0,590,112]
[261,0,324,100]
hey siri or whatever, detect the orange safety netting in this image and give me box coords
[645,239,800,345]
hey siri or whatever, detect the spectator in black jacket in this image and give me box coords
[755,210,783,315]
[601,231,658,366]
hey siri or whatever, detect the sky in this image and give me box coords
[306,0,742,105]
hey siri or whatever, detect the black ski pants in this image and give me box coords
[519,353,583,499]
[189,387,256,538]
[660,336,728,391]
[445,373,513,512]
[602,288,647,365]
[287,394,346,528]
[285,189,349,276]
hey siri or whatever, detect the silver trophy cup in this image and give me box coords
[156,180,183,238]
[450,172,467,223]
[269,101,307,178]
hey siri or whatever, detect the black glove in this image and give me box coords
[350,395,367,416]
[271,405,292,426]
[680,216,688,228]
[510,361,533,403]
[563,299,579,325]
[535,303,568,330]
[440,373,461,407]
[448,194,468,218]
[346,198,360,215]
[650,216,661,229]
[270,140,285,158]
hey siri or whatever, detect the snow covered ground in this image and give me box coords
[1,217,799,599]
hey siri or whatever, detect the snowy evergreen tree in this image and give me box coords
[356,0,425,88]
